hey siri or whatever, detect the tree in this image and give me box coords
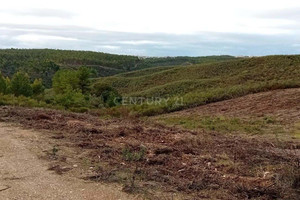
[54,86,86,109]
[11,72,33,97]
[77,66,91,94]
[31,78,45,95]
[0,73,6,94]
[52,70,79,94]
[5,77,11,94]
[91,82,122,107]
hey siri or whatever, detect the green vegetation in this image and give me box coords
[294,122,300,138]
[0,49,235,87]
[31,79,45,96]
[0,66,122,111]
[0,51,300,117]
[0,73,7,94]
[134,55,237,69]
[0,49,136,87]
[91,82,122,107]
[96,55,300,116]
[11,72,33,97]
[122,146,147,162]
[158,115,282,134]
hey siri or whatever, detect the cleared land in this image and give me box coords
[0,88,299,199]
[0,123,138,200]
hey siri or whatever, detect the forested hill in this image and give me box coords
[0,49,236,87]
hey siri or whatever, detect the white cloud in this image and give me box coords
[1,0,300,34]
[16,34,78,42]
[97,45,120,50]
[1,0,300,56]
[118,40,166,45]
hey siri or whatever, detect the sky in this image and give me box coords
[0,0,300,56]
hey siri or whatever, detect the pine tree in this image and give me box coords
[11,72,33,97]
[77,66,91,94]
[32,78,45,95]
[0,73,6,94]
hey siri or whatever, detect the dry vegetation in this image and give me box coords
[1,88,299,199]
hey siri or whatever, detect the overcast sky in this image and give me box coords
[1,0,300,56]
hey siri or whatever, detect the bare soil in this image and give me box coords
[0,88,300,199]
[0,122,138,200]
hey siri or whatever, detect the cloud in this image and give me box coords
[0,8,76,19]
[0,23,300,56]
[97,45,120,50]
[118,40,166,45]
[258,7,300,21]
[16,34,78,42]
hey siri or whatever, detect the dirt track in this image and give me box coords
[0,123,136,200]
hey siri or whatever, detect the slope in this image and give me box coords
[0,49,236,87]
[96,55,300,115]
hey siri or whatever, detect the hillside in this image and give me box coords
[0,49,236,87]
[155,88,300,138]
[97,55,300,115]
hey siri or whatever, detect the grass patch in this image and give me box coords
[293,122,300,138]
[158,115,281,135]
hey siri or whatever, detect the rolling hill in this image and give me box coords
[0,49,236,87]
[96,55,300,115]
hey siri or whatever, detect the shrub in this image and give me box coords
[0,93,47,107]
[122,146,147,162]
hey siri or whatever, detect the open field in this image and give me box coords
[1,88,299,199]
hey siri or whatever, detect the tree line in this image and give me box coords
[0,66,122,111]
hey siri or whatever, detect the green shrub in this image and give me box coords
[0,94,47,107]
[122,146,147,162]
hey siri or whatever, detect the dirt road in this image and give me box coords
[0,123,135,200]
